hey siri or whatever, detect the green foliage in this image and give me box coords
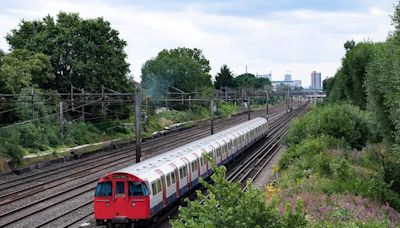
[215,101,239,117]
[0,49,54,94]
[326,42,381,109]
[214,64,235,89]
[6,12,131,92]
[233,73,271,89]
[284,103,376,149]
[141,47,212,95]
[64,122,100,145]
[172,162,307,228]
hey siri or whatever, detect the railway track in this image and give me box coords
[0,103,285,188]
[147,103,308,228]
[0,104,287,198]
[0,102,301,228]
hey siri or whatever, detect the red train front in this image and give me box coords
[94,172,150,226]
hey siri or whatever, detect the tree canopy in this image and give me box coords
[233,73,271,89]
[0,49,54,94]
[6,12,131,92]
[141,47,212,95]
[214,64,235,89]
[325,42,381,109]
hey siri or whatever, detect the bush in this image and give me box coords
[64,121,100,145]
[216,101,239,117]
[0,128,25,164]
[285,103,376,149]
[172,161,307,227]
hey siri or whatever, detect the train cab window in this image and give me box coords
[116,182,125,196]
[95,181,112,197]
[171,172,176,184]
[167,175,171,186]
[129,182,148,196]
[151,182,157,196]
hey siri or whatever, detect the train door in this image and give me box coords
[113,178,128,217]
[192,153,200,178]
[155,170,167,208]
[182,158,191,188]
[169,163,179,197]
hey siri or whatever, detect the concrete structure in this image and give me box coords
[256,73,272,80]
[284,73,292,81]
[311,71,321,90]
[293,80,302,87]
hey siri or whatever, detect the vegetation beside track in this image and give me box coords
[270,103,400,227]
[172,162,307,228]
[0,101,263,170]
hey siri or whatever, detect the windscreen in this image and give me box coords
[129,181,149,196]
[95,181,112,196]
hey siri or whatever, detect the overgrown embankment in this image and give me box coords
[269,103,400,227]
[0,102,243,171]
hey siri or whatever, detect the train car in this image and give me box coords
[94,117,268,226]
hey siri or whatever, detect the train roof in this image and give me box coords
[112,117,267,181]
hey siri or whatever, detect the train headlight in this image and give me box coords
[106,203,110,207]
[132,202,136,206]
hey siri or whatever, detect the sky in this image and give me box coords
[0,0,396,87]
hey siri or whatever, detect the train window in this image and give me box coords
[116,182,125,196]
[129,182,148,196]
[191,162,195,171]
[167,175,171,186]
[95,181,112,197]
[151,182,157,196]
[171,172,176,184]
[156,180,162,193]
[183,166,187,177]
[179,168,184,179]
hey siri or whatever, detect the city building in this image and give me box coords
[311,71,322,90]
[256,73,272,80]
[293,80,302,87]
[284,73,292,81]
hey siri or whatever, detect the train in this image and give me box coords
[94,117,268,226]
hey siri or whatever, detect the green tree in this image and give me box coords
[0,49,54,94]
[6,12,130,92]
[141,47,212,95]
[233,73,271,89]
[327,42,380,109]
[214,64,235,89]
[172,161,305,227]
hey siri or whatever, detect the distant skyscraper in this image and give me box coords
[311,71,322,90]
[284,73,292,81]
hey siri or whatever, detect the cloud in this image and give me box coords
[0,0,394,87]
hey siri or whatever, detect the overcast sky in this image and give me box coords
[0,0,396,87]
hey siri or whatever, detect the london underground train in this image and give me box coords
[94,117,268,226]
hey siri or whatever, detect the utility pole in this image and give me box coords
[71,85,74,111]
[81,88,85,121]
[101,85,105,114]
[31,88,34,120]
[188,96,192,111]
[266,89,269,122]
[210,99,214,135]
[59,101,64,143]
[247,95,251,120]
[135,93,142,163]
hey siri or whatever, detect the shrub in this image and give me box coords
[216,101,239,117]
[64,121,100,145]
[285,103,376,149]
[172,162,307,227]
[0,128,24,164]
